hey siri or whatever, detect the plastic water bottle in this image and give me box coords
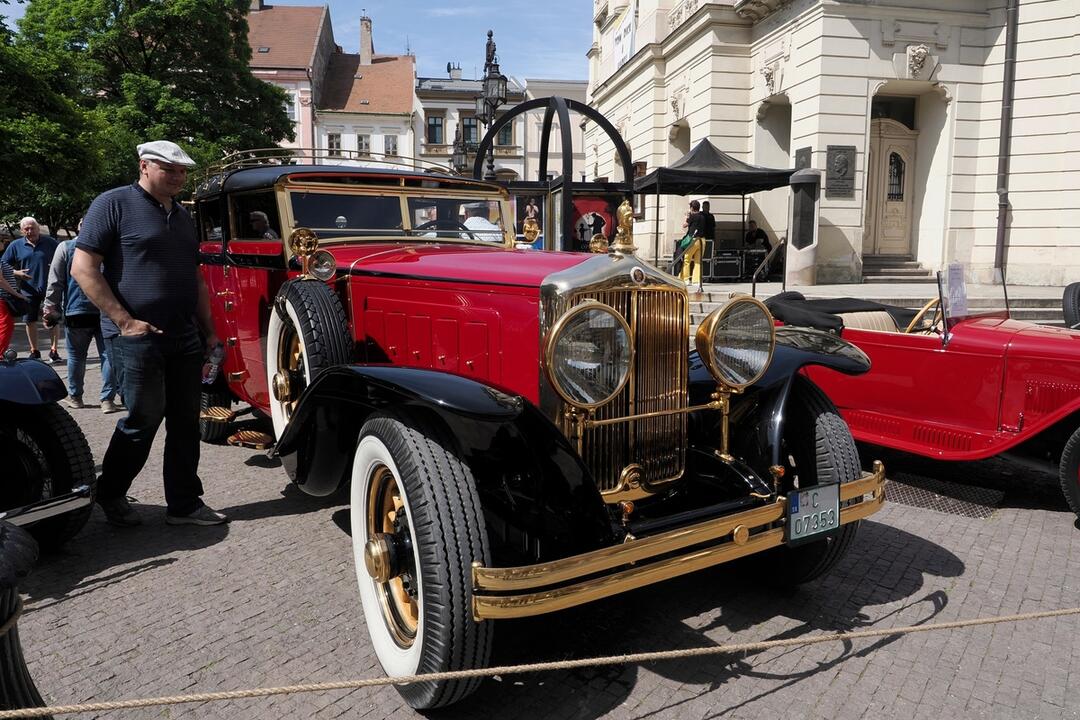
[202,343,225,385]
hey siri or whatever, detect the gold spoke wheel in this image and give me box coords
[367,464,418,646]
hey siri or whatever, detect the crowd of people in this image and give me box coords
[3,139,229,528]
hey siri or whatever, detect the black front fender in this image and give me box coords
[0,360,66,404]
[689,326,869,467]
[275,365,614,564]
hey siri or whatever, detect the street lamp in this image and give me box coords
[477,29,508,181]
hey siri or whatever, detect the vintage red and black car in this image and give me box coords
[766,270,1080,516]
[194,153,886,709]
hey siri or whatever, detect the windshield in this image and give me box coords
[406,197,506,243]
[290,192,405,239]
[938,262,1009,331]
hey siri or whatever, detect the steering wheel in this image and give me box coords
[414,219,476,239]
[904,297,943,334]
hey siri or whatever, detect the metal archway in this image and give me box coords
[474,96,632,249]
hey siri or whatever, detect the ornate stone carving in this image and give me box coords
[668,0,700,32]
[734,0,791,23]
[907,44,929,79]
[761,64,775,95]
[669,88,686,120]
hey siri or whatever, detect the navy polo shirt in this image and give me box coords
[1,234,58,295]
[76,183,199,338]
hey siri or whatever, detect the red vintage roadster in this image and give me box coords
[766,270,1080,516]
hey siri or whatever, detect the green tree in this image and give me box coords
[19,0,294,183]
[0,39,104,235]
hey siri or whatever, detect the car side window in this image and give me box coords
[232,191,282,242]
[197,198,225,243]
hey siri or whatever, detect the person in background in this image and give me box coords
[43,219,122,413]
[462,202,503,243]
[0,258,27,355]
[72,140,228,528]
[1,217,61,362]
[249,211,279,240]
[701,200,716,244]
[743,219,771,251]
[679,200,705,286]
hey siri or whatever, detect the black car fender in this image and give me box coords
[689,326,870,468]
[274,365,615,563]
[0,359,67,405]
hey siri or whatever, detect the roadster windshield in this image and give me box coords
[938,263,1009,330]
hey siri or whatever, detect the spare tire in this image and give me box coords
[1063,282,1080,329]
[266,279,352,439]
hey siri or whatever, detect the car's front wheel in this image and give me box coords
[764,376,862,585]
[1059,426,1080,516]
[351,412,492,710]
[265,279,351,438]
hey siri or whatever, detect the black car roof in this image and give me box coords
[194,164,500,198]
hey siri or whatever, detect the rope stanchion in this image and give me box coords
[1,605,1078,718]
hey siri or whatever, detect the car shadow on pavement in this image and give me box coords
[218,480,348,523]
[19,501,229,608]
[435,520,963,718]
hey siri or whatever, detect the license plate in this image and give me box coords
[786,483,840,545]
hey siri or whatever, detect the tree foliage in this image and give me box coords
[1,0,294,233]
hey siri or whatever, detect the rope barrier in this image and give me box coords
[0,598,23,640]
[1,604,1077,718]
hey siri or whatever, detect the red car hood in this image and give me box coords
[327,243,589,287]
[1006,322,1080,362]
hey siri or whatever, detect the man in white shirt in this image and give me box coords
[462,203,504,243]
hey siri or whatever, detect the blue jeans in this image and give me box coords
[65,321,117,402]
[98,326,205,516]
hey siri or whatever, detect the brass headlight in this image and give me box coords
[545,301,633,409]
[695,296,775,389]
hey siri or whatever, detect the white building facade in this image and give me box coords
[586,0,1079,285]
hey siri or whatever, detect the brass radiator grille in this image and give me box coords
[573,288,688,494]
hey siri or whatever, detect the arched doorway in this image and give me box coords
[865,118,918,256]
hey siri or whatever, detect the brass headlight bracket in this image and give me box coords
[710,386,743,463]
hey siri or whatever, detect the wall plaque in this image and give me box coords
[825,145,856,198]
[795,146,812,170]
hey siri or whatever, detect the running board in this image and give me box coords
[0,485,94,526]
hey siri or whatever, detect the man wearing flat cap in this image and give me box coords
[72,140,229,527]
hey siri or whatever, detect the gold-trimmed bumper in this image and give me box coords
[472,461,886,620]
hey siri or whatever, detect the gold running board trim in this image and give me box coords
[471,461,886,620]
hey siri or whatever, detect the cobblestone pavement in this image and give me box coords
[11,350,1080,720]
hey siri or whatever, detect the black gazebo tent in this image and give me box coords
[633,139,796,274]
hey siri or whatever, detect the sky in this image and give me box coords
[1,1,594,82]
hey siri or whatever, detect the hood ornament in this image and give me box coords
[609,198,637,256]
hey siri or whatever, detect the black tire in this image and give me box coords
[199,388,233,443]
[0,402,95,548]
[1059,426,1080,515]
[1063,282,1080,329]
[351,412,492,710]
[266,279,352,438]
[763,376,862,585]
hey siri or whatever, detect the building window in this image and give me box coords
[384,134,399,156]
[327,132,342,157]
[427,115,444,144]
[462,116,478,144]
[497,123,513,146]
[357,133,371,155]
[283,90,297,122]
[887,153,905,201]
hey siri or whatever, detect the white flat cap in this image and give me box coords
[137,140,196,167]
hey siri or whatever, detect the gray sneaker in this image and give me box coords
[166,504,229,526]
[101,399,121,414]
[99,496,142,527]
[65,396,85,409]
